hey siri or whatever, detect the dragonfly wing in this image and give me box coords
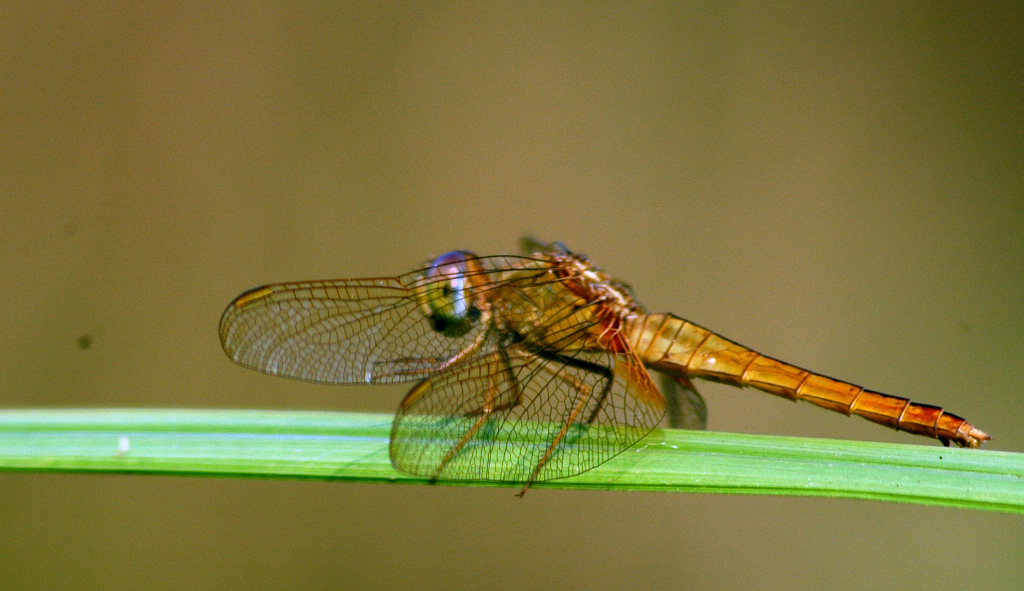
[219,275,496,385]
[390,343,666,483]
[518,236,569,255]
[659,374,708,430]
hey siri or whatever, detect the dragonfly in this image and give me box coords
[219,240,990,493]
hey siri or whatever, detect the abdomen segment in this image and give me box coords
[628,313,990,448]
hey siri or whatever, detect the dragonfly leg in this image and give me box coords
[437,325,491,372]
[522,345,618,425]
[513,350,617,496]
[432,349,522,479]
[517,370,604,497]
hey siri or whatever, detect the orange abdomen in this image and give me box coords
[627,313,990,448]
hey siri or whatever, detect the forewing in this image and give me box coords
[219,275,486,385]
[390,343,666,483]
[219,255,555,385]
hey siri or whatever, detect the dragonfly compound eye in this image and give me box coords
[418,250,484,337]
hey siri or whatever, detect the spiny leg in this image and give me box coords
[431,349,522,480]
[515,350,615,496]
[516,376,599,497]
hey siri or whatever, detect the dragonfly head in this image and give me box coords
[417,250,485,338]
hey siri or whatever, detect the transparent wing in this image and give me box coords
[390,341,667,483]
[659,374,708,430]
[218,256,548,385]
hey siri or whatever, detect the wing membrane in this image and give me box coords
[659,374,708,430]
[218,256,550,385]
[390,342,666,483]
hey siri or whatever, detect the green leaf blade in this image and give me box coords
[0,409,1020,512]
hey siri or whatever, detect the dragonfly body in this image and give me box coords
[220,244,989,491]
[625,313,988,448]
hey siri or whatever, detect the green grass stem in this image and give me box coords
[0,408,1020,512]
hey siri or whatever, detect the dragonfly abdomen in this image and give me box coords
[629,313,990,448]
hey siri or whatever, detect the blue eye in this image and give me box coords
[419,251,483,337]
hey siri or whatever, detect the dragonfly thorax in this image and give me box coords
[554,252,642,315]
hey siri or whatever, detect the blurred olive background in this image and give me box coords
[2,2,1022,589]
